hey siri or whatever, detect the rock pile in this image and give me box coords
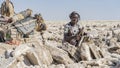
[0,20,120,68]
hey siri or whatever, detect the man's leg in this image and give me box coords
[0,31,5,42]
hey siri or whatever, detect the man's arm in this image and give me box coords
[64,25,76,42]
[64,33,76,42]
[39,23,47,31]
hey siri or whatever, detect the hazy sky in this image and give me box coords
[0,0,120,21]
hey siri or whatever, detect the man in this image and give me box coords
[0,0,12,43]
[34,13,47,44]
[34,13,47,32]
[1,0,14,17]
[63,11,84,46]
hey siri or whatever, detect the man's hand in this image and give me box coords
[76,34,81,41]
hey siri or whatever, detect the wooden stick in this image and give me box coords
[78,36,85,47]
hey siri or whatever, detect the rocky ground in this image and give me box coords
[1,20,120,68]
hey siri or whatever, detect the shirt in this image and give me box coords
[64,22,81,37]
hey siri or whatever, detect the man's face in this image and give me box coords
[6,0,9,1]
[6,0,9,2]
[70,14,79,24]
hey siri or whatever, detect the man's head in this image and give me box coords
[34,13,44,23]
[26,9,32,17]
[34,14,41,19]
[69,11,80,24]
[6,0,10,4]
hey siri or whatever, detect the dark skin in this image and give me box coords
[70,14,79,26]
[64,14,81,43]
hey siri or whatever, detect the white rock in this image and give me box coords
[46,45,74,64]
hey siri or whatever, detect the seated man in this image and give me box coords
[63,11,84,47]
[1,0,14,17]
